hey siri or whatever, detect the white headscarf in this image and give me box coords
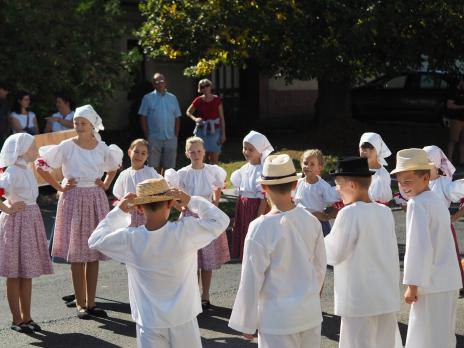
[243,130,274,164]
[423,145,455,177]
[359,132,391,166]
[0,133,34,167]
[74,104,104,141]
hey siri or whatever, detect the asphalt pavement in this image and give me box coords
[0,195,463,347]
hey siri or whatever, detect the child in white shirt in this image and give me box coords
[294,149,340,235]
[359,132,393,203]
[89,178,230,348]
[113,139,162,227]
[230,130,273,259]
[229,154,326,348]
[392,148,461,348]
[164,136,229,309]
[325,157,400,348]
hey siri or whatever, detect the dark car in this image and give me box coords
[350,72,459,123]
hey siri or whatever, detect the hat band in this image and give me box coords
[138,191,169,198]
[261,172,297,180]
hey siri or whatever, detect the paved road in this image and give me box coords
[0,201,463,347]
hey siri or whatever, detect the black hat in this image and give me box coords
[329,157,375,177]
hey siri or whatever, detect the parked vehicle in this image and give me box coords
[350,72,459,123]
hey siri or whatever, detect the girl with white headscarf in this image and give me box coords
[359,132,393,203]
[0,133,53,333]
[229,130,274,259]
[35,104,123,319]
[423,145,464,291]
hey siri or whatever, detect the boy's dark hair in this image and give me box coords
[346,176,372,189]
[413,169,431,177]
[140,200,170,212]
[265,181,295,194]
[55,92,75,109]
[13,91,31,114]
[360,142,374,150]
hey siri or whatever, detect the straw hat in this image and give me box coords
[390,148,434,175]
[128,178,173,205]
[258,154,298,185]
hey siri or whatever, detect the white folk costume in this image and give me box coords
[294,176,340,236]
[230,130,274,259]
[36,105,123,262]
[89,196,230,348]
[403,191,461,348]
[325,202,401,348]
[359,132,393,203]
[113,166,161,227]
[165,164,230,270]
[0,134,53,278]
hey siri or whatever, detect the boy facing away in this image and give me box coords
[229,154,327,348]
[324,157,401,348]
[392,149,461,348]
[88,178,230,348]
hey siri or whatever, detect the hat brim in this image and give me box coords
[128,195,173,205]
[258,175,299,185]
[329,170,375,177]
[390,163,434,175]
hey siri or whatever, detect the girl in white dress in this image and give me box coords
[359,132,393,204]
[165,136,229,308]
[113,139,161,227]
[36,105,123,319]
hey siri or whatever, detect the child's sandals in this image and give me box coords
[24,320,41,332]
[10,322,34,334]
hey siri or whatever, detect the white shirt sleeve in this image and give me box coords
[112,170,126,199]
[403,200,434,287]
[211,165,227,189]
[36,143,66,169]
[229,238,269,334]
[321,180,341,204]
[164,168,180,188]
[88,206,132,262]
[174,196,230,250]
[230,168,242,190]
[102,144,123,172]
[324,208,359,265]
[312,225,327,291]
[442,178,464,203]
[369,169,393,203]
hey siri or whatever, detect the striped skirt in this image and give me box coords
[231,196,261,260]
[0,204,53,278]
[52,187,110,263]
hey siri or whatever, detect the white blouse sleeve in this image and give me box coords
[0,171,12,194]
[103,144,123,172]
[148,167,162,179]
[443,178,464,203]
[112,170,126,199]
[35,143,66,170]
[210,165,227,189]
[230,168,242,189]
[164,168,180,188]
[321,179,341,204]
[369,168,393,203]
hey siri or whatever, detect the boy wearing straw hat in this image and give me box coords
[325,157,401,348]
[392,149,461,348]
[88,178,230,348]
[229,154,327,348]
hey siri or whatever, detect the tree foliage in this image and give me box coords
[0,0,131,116]
[137,0,464,83]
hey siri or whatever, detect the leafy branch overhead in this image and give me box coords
[137,0,464,82]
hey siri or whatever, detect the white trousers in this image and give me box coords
[405,290,458,348]
[258,325,321,348]
[340,312,398,348]
[136,319,202,348]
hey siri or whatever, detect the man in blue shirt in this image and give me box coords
[139,73,182,173]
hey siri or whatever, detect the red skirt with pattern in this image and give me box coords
[231,196,261,260]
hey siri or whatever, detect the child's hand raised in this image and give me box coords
[166,189,191,208]
[119,193,138,213]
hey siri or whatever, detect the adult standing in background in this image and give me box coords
[138,73,181,174]
[0,82,10,146]
[446,79,464,165]
[44,93,74,133]
[9,91,39,135]
[186,79,226,164]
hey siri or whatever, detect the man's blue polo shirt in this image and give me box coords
[138,90,182,140]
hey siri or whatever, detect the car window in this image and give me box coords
[419,75,448,89]
[383,76,407,89]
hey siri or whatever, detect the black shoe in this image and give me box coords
[201,300,211,310]
[459,288,464,298]
[62,294,75,302]
[77,308,90,320]
[86,306,108,317]
[24,320,41,332]
[65,299,77,308]
[10,322,34,333]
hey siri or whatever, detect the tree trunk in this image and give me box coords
[315,73,352,123]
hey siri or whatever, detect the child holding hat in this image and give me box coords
[392,148,461,348]
[359,132,393,204]
[89,178,230,348]
[229,154,326,348]
[325,157,400,348]
[230,130,274,260]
